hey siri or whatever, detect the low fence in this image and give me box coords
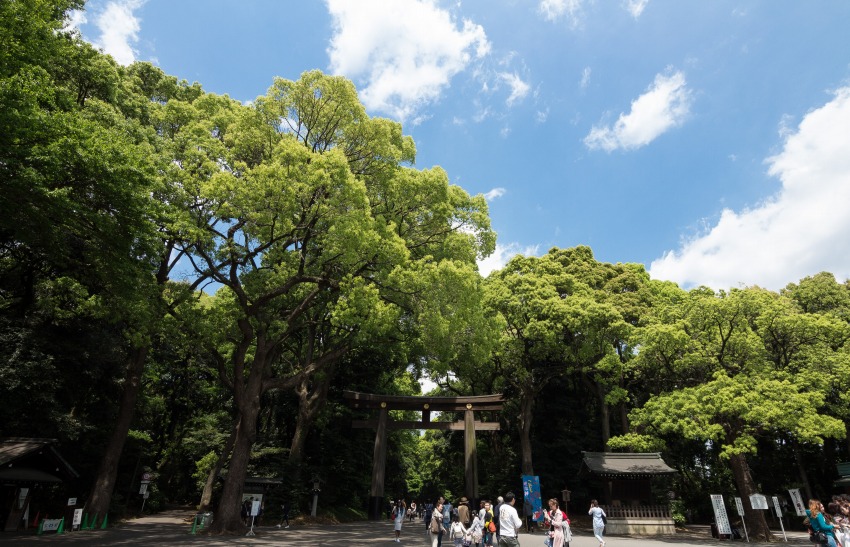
[601,505,675,535]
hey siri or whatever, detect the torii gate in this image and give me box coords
[343,390,504,520]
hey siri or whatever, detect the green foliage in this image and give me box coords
[5,2,850,524]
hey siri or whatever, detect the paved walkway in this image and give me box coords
[0,510,811,546]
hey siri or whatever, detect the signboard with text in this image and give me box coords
[734,497,745,517]
[772,496,783,518]
[750,494,768,510]
[788,489,806,516]
[711,495,732,535]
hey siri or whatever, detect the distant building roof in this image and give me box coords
[0,438,78,483]
[582,452,677,478]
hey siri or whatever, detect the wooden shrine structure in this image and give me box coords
[581,451,677,535]
[343,390,504,520]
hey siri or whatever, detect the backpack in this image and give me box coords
[451,522,464,539]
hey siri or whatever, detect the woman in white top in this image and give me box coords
[392,499,407,543]
[430,502,445,547]
[588,499,606,547]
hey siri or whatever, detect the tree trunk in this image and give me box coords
[792,440,813,501]
[619,401,629,435]
[728,453,772,541]
[199,420,238,511]
[209,399,261,533]
[288,370,333,465]
[209,325,266,534]
[845,421,850,456]
[87,346,149,518]
[595,381,610,448]
[518,388,535,476]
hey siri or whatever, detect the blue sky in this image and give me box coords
[70,0,850,291]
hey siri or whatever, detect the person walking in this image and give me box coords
[278,500,290,529]
[589,500,607,547]
[497,492,523,547]
[458,497,471,527]
[469,511,485,547]
[544,498,565,547]
[449,513,469,547]
[430,502,445,547]
[808,499,838,547]
[493,496,504,542]
[444,497,454,533]
[392,499,407,542]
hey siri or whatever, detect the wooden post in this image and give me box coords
[368,404,388,520]
[464,406,478,506]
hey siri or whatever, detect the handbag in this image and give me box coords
[488,520,497,533]
[810,531,828,544]
[430,517,441,534]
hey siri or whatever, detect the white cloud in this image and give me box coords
[584,70,691,152]
[499,72,530,106]
[65,9,87,32]
[484,188,506,201]
[478,243,541,277]
[625,0,649,18]
[580,66,591,89]
[92,0,144,65]
[326,0,490,122]
[536,108,550,123]
[539,0,583,25]
[650,86,850,290]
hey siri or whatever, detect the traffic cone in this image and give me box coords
[100,513,108,529]
[82,513,88,529]
[36,519,43,535]
[88,513,97,530]
[57,517,65,534]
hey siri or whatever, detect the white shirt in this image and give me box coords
[498,503,522,538]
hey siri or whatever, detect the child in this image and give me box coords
[469,512,484,547]
[449,514,468,547]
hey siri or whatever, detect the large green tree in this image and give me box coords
[612,286,846,539]
[482,246,652,475]
[181,71,493,532]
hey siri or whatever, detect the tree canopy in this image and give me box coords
[2,1,849,536]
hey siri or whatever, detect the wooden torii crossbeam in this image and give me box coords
[343,390,504,520]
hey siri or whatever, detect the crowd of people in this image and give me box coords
[388,492,581,547]
[807,496,850,547]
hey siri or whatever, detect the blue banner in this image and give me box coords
[521,475,544,522]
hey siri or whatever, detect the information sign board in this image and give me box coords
[772,496,783,518]
[750,494,768,510]
[711,495,732,535]
[788,489,807,516]
[42,519,62,532]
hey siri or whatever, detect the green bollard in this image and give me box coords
[190,514,198,535]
